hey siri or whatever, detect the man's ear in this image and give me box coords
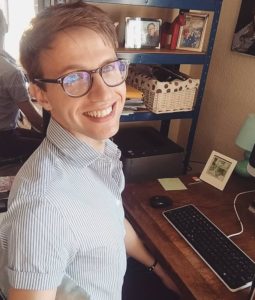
[29,83,52,111]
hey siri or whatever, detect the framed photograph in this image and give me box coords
[44,0,66,8]
[125,17,162,49]
[231,0,255,56]
[200,151,237,191]
[54,0,66,4]
[176,12,209,52]
[43,0,52,7]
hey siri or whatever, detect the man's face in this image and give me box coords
[147,24,156,36]
[36,27,126,148]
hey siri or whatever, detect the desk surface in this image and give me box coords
[122,174,255,300]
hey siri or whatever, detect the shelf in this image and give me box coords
[121,110,194,122]
[89,0,221,11]
[86,0,223,173]
[117,49,206,64]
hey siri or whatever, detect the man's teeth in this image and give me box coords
[86,106,112,118]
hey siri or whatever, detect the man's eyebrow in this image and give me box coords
[59,57,118,75]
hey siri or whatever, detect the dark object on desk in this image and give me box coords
[150,195,172,208]
[163,204,255,292]
[247,144,255,177]
[152,66,189,82]
[0,154,25,167]
[0,192,9,199]
[0,198,8,213]
[0,192,9,213]
[248,273,255,300]
[113,127,184,182]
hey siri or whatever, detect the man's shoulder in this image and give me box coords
[13,140,60,193]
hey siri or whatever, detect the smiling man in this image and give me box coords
[0,2,179,300]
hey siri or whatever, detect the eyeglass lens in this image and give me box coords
[62,60,128,97]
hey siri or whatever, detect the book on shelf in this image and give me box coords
[124,100,146,110]
[121,109,135,116]
[126,84,143,100]
[122,84,146,115]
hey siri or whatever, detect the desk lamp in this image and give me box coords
[247,143,255,177]
[247,144,255,300]
[235,114,255,177]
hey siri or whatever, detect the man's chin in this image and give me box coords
[101,125,120,140]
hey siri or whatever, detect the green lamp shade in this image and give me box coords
[235,114,255,151]
[235,114,255,177]
[235,157,251,177]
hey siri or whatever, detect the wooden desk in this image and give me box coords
[122,174,255,300]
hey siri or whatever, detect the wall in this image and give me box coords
[4,0,35,59]
[18,0,255,167]
[177,0,255,168]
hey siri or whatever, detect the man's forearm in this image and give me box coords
[8,288,56,300]
[124,218,180,294]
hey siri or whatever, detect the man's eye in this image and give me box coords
[103,64,115,73]
[64,72,87,85]
[65,74,80,84]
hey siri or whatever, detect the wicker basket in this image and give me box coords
[127,69,200,114]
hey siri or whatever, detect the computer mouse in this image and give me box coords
[149,195,172,209]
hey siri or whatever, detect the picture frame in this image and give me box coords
[43,0,52,7]
[44,0,66,8]
[125,17,162,49]
[176,12,209,52]
[231,0,255,57]
[200,151,237,191]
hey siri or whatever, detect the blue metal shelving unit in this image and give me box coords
[87,0,223,173]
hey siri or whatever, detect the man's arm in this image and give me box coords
[17,100,43,132]
[8,288,57,300]
[124,218,180,294]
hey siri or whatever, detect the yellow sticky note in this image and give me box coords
[158,178,187,191]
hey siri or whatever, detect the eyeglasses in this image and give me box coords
[34,59,129,98]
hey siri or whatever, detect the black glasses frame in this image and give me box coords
[34,59,129,98]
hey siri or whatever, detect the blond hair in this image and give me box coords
[20,1,118,82]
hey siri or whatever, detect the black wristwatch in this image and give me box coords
[147,259,158,272]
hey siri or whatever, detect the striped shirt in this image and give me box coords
[0,118,127,299]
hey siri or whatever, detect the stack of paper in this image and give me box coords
[126,85,143,100]
[122,85,146,115]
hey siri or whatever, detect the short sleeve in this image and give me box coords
[6,198,77,290]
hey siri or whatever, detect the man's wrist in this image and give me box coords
[147,258,158,272]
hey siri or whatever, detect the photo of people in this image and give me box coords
[177,13,208,52]
[180,26,198,48]
[142,22,160,48]
[200,151,237,191]
[206,155,231,182]
[231,0,255,56]
[125,17,161,49]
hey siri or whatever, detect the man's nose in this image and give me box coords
[88,73,114,102]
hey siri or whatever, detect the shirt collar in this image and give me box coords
[46,118,121,166]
